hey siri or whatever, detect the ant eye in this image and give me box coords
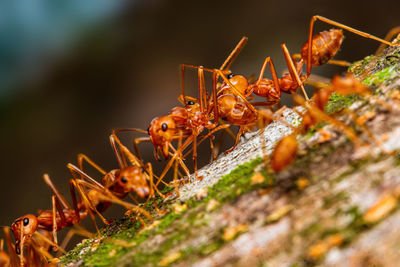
[147,126,150,134]
[23,218,29,226]
[121,177,127,183]
[227,73,235,79]
[140,167,145,173]
[340,72,347,77]
[161,123,168,131]
[187,101,195,105]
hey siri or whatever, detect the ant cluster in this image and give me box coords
[1,15,399,266]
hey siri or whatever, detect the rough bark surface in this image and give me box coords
[61,35,400,267]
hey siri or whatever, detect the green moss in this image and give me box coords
[61,157,273,266]
[325,93,360,114]
[363,66,397,86]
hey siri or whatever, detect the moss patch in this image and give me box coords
[325,93,360,114]
[362,66,398,86]
[61,158,276,266]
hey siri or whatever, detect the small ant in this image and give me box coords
[67,133,157,226]
[11,174,87,266]
[288,15,400,93]
[270,91,362,172]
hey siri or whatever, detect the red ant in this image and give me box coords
[66,132,158,226]
[269,70,391,172]
[287,15,400,94]
[114,67,230,187]
[270,92,361,172]
[11,135,155,265]
[11,174,87,266]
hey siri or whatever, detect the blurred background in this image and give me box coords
[1,0,399,248]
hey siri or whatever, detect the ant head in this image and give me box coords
[11,215,38,251]
[185,100,201,113]
[148,116,176,159]
[117,166,150,198]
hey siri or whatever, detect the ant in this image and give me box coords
[114,67,230,185]
[270,94,361,172]
[2,225,58,267]
[66,132,157,227]
[311,72,397,152]
[179,39,306,154]
[269,72,380,172]
[11,174,87,266]
[287,15,400,93]
[11,144,153,265]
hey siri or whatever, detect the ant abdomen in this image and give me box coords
[301,29,344,66]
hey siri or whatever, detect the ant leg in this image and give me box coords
[75,178,152,220]
[32,230,66,255]
[77,154,107,175]
[220,36,248,71]
[293,94,361,147]
[18,224,24,266]
[179,36,248,100]
[155,136,194,188]
[70,179,112,227]
[257,112,269,167]
[254,57,281,100]
[183,124,231,157]
[112,128,150,162]
[51,196,58,247]
[226,126,246,153]
[212,71,219,123]
[292,54,350,67]
[68,163,104,189]
[58,225,92,254]
[111,133,142,167]
[3,227,19,267]
[142,163,165,214]
[218,119,236,140]
[281,43,309,101]
[175,132,184,194]
[43,174,71,210]
[168,141,192,182]
[375,26,400,55]
[68,167,111,228]
[306,15,400,76]
[69,179,82,224]
[190,134,200,180]
[198,66,206,113]
[181,64,214,105]
[208,128,218,161]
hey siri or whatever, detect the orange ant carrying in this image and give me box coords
[113,67,230,186]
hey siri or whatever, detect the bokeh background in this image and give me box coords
[1,0,399,248]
